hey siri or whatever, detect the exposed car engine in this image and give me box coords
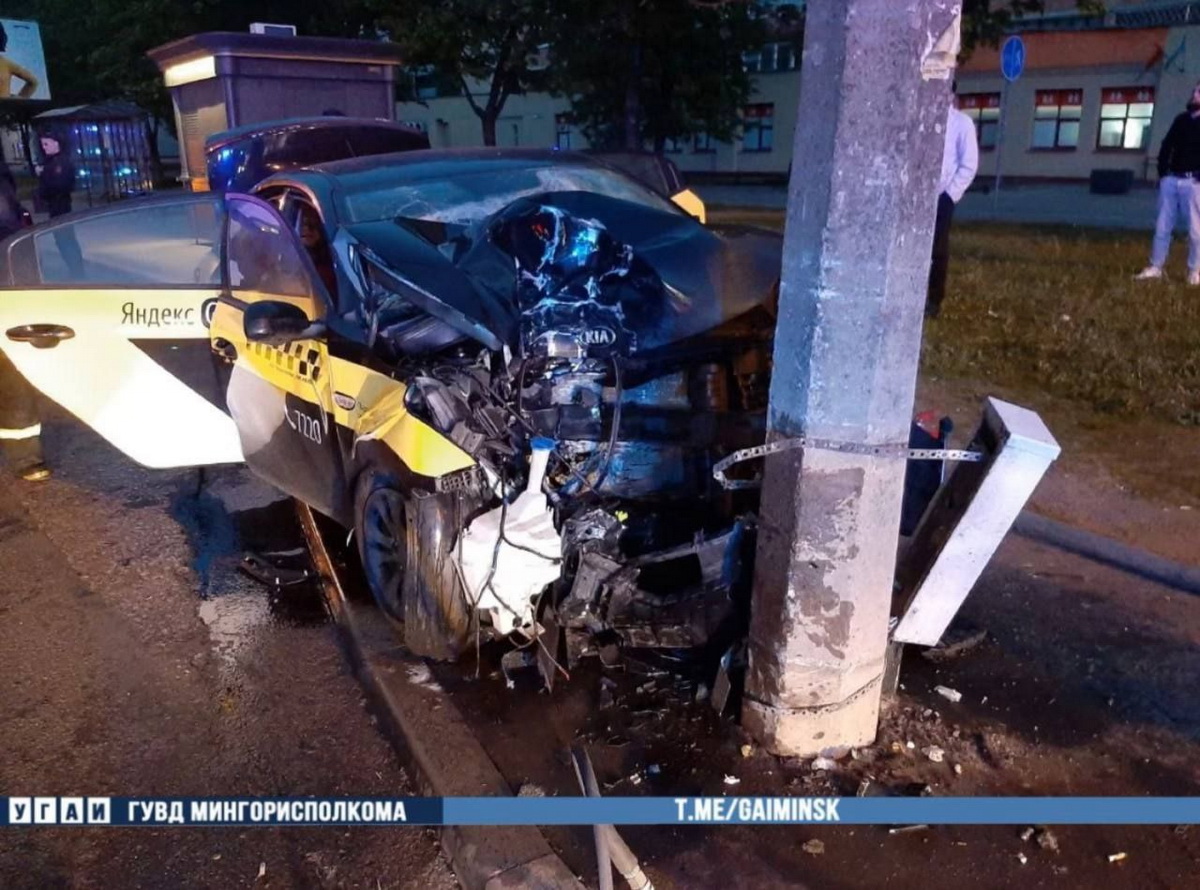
[385,197,775,664]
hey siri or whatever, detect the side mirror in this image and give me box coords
[244,300,326,346]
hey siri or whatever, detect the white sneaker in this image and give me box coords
[1133,266,1164,280]
[1188,270,1200,286]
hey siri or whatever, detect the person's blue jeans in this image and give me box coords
[1151,174,1200,271]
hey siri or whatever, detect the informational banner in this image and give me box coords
[1035,89,1084,109]
[3,796,1199,827]
[0,18,51,101]
[1101,86,1155,106]
[959,93,1001,111]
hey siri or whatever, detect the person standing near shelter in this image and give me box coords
[927,87,978,319]
[36,132,76,219]
[36,130,84,277]
[0,172,49,481]
[1135,81,1200,284]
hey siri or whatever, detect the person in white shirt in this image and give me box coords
[928,87,979,318]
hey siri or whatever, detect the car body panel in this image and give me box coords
[326,356,475,479]
[0,286,242,468]
[0,193,243,468]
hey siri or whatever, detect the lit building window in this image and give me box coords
[1098,87,1154,150]
[1032,89,1083,150]
[555,113,573,150]
[742,103,774,152]
[745,42,797,74]
[958,93,1001,150]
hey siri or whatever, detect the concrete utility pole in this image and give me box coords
[742,0,963,757]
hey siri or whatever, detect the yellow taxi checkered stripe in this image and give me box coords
[247,340,323,381]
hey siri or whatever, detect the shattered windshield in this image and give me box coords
[342,163,683,225]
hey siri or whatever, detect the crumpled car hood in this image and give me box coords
[345,191,781,355]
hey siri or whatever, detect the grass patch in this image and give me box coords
[928,223,1200,427]
[710,210,1200,428]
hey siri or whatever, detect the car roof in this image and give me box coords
[205,116,424,150]
[308,147,605,187]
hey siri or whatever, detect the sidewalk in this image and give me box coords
[697,182,1165,231]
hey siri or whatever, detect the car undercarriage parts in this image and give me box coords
[557,518,749,661]
[239,550,314,589]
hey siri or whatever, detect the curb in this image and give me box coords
[296,503,586,890]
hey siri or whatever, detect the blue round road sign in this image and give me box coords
[1001,36,1025,82]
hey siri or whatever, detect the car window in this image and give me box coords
[344,163,684,225]
[207,139,266,193]
[346,127,429,157]
[276,127,354,167]
[30,198,224,287]
[225,197,317,299]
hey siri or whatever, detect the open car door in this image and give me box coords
[0,193,242,468]
[206,194,346,519]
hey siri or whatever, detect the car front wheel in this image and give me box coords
[354,467,474,660]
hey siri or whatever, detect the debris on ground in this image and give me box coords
[801,839,825,856]
[922,630,988,663]
[740,744,753,758]
[646,764,661,776]
[820,745,852,761]
[723,774,741,786]
[953,763,963,775]
[500,649,537,688]
[1019,827,1036,843]
[516,783,546,797]
[935,685,963,703]
[599,677,617,709]
[923,746,945,763]
[1036,828,1061,853]
[887,824,929,835]
[1107,852,1127,864]
[811,756,837,771]
[256,862,267,880]
[1017,852,1028,866]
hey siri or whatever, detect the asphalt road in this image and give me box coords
[0,407,458,890]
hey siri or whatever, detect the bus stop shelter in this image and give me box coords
[34,101,155,203]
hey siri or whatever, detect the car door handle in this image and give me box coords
[6,324,75,349]
[211,338,237,362]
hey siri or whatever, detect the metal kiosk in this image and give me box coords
[148,31,403,191]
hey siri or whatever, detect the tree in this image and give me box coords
[3,0,376,178]
[545,0,764,151]
[371,0,552,146]
[961,1,1107,55]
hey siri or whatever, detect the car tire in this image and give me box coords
[354,467,473,660]
[401,491,474,661]
[355,466,407,620]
